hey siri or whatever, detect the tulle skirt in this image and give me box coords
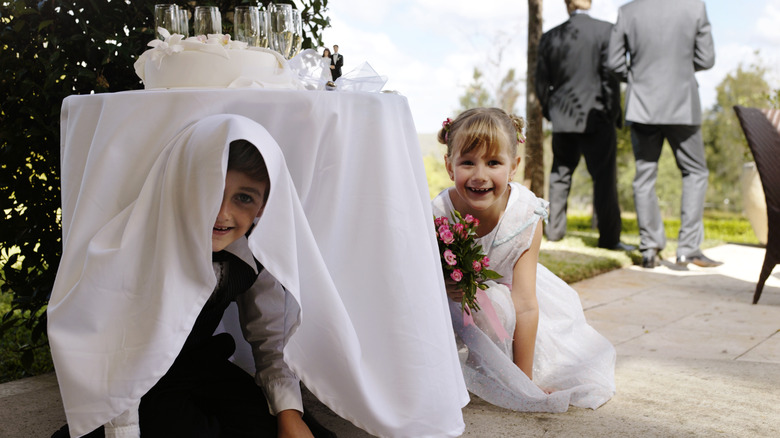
[450,264,616,412]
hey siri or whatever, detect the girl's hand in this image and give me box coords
[277,410,314,438]
[444,278,463,303]
[444,279,474,315]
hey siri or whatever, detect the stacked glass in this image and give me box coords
[153,3,303,59]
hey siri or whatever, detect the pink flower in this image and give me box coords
[464,214,475,224]
[434,216,449,227]
[450,269,463,282]
[453,223,465,237]
[472,260,482,272]
[482,256,490,268]
[443,249,457,266]
[473,218,480,227]
[438,226,455,244]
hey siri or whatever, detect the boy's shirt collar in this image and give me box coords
[221,236,259,274]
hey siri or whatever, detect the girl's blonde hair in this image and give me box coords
[438,107,525,159]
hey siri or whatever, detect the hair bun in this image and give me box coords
[509,113,526,143]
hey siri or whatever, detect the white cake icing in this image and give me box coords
[134,32,303,90]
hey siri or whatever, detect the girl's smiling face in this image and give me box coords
[445,140,520,219]
[212,170,268,252]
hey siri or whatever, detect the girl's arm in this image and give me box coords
[510,219,542,379]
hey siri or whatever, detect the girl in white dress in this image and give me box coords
[432,107,616,412]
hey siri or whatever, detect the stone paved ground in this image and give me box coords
[2,243,779,437]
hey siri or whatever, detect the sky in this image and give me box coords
[312,0,780,133]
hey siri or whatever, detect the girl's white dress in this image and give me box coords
[432,182,616,412]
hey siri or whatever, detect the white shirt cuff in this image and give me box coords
[104,424,141,438]
[263,376,304,415]
[104,403,140,438]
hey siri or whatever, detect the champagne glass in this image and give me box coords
[258,8,271,48]
[178,7,190,37]
[291,8,303,58]
[234,6,269,48]
[270,3,294,59]
[154,4,180,39]
[193,6,222,37]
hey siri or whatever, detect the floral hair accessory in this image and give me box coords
[442,117,453,142]
[517,132,525,144]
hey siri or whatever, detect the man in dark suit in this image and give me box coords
[607,0,720,268]
[536,0,632,251]
[331,44,344,81]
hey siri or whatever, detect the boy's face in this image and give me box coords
[212,170,268,252]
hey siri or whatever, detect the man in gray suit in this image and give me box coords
[607,0,721,268]
[536,0,633,251]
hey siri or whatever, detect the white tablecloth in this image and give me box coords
[54,89,468,437]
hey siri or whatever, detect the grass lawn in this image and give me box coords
[541,211,760,283]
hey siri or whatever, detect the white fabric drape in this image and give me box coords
[52,91,468,437]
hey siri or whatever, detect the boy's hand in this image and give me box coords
[277,409,314,438]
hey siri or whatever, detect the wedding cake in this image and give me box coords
[134,32,302,89]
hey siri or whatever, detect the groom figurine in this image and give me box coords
[536,0,632,251]
[607,0,720,269]
[331,45,344,80]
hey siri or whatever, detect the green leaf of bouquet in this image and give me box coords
[482,269,502,280]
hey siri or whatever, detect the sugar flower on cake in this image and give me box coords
[144,28,185,67]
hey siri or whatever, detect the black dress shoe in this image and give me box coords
[676,253,723,267]
[641,250,659,268]
[601,242,637,251]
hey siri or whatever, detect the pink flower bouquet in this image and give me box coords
[434,211,501,313]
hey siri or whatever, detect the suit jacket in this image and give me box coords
[331,52,344,79]
[536,13,621,133]
[606,0,715,125]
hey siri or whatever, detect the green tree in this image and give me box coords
[702,60,771,210]
[496,68,521,115]
[0,0,329,378]
[456,67,522,113]
[457,67,492,113]
[767,88,780,109]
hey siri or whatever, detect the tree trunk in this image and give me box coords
[525,0,544,197]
